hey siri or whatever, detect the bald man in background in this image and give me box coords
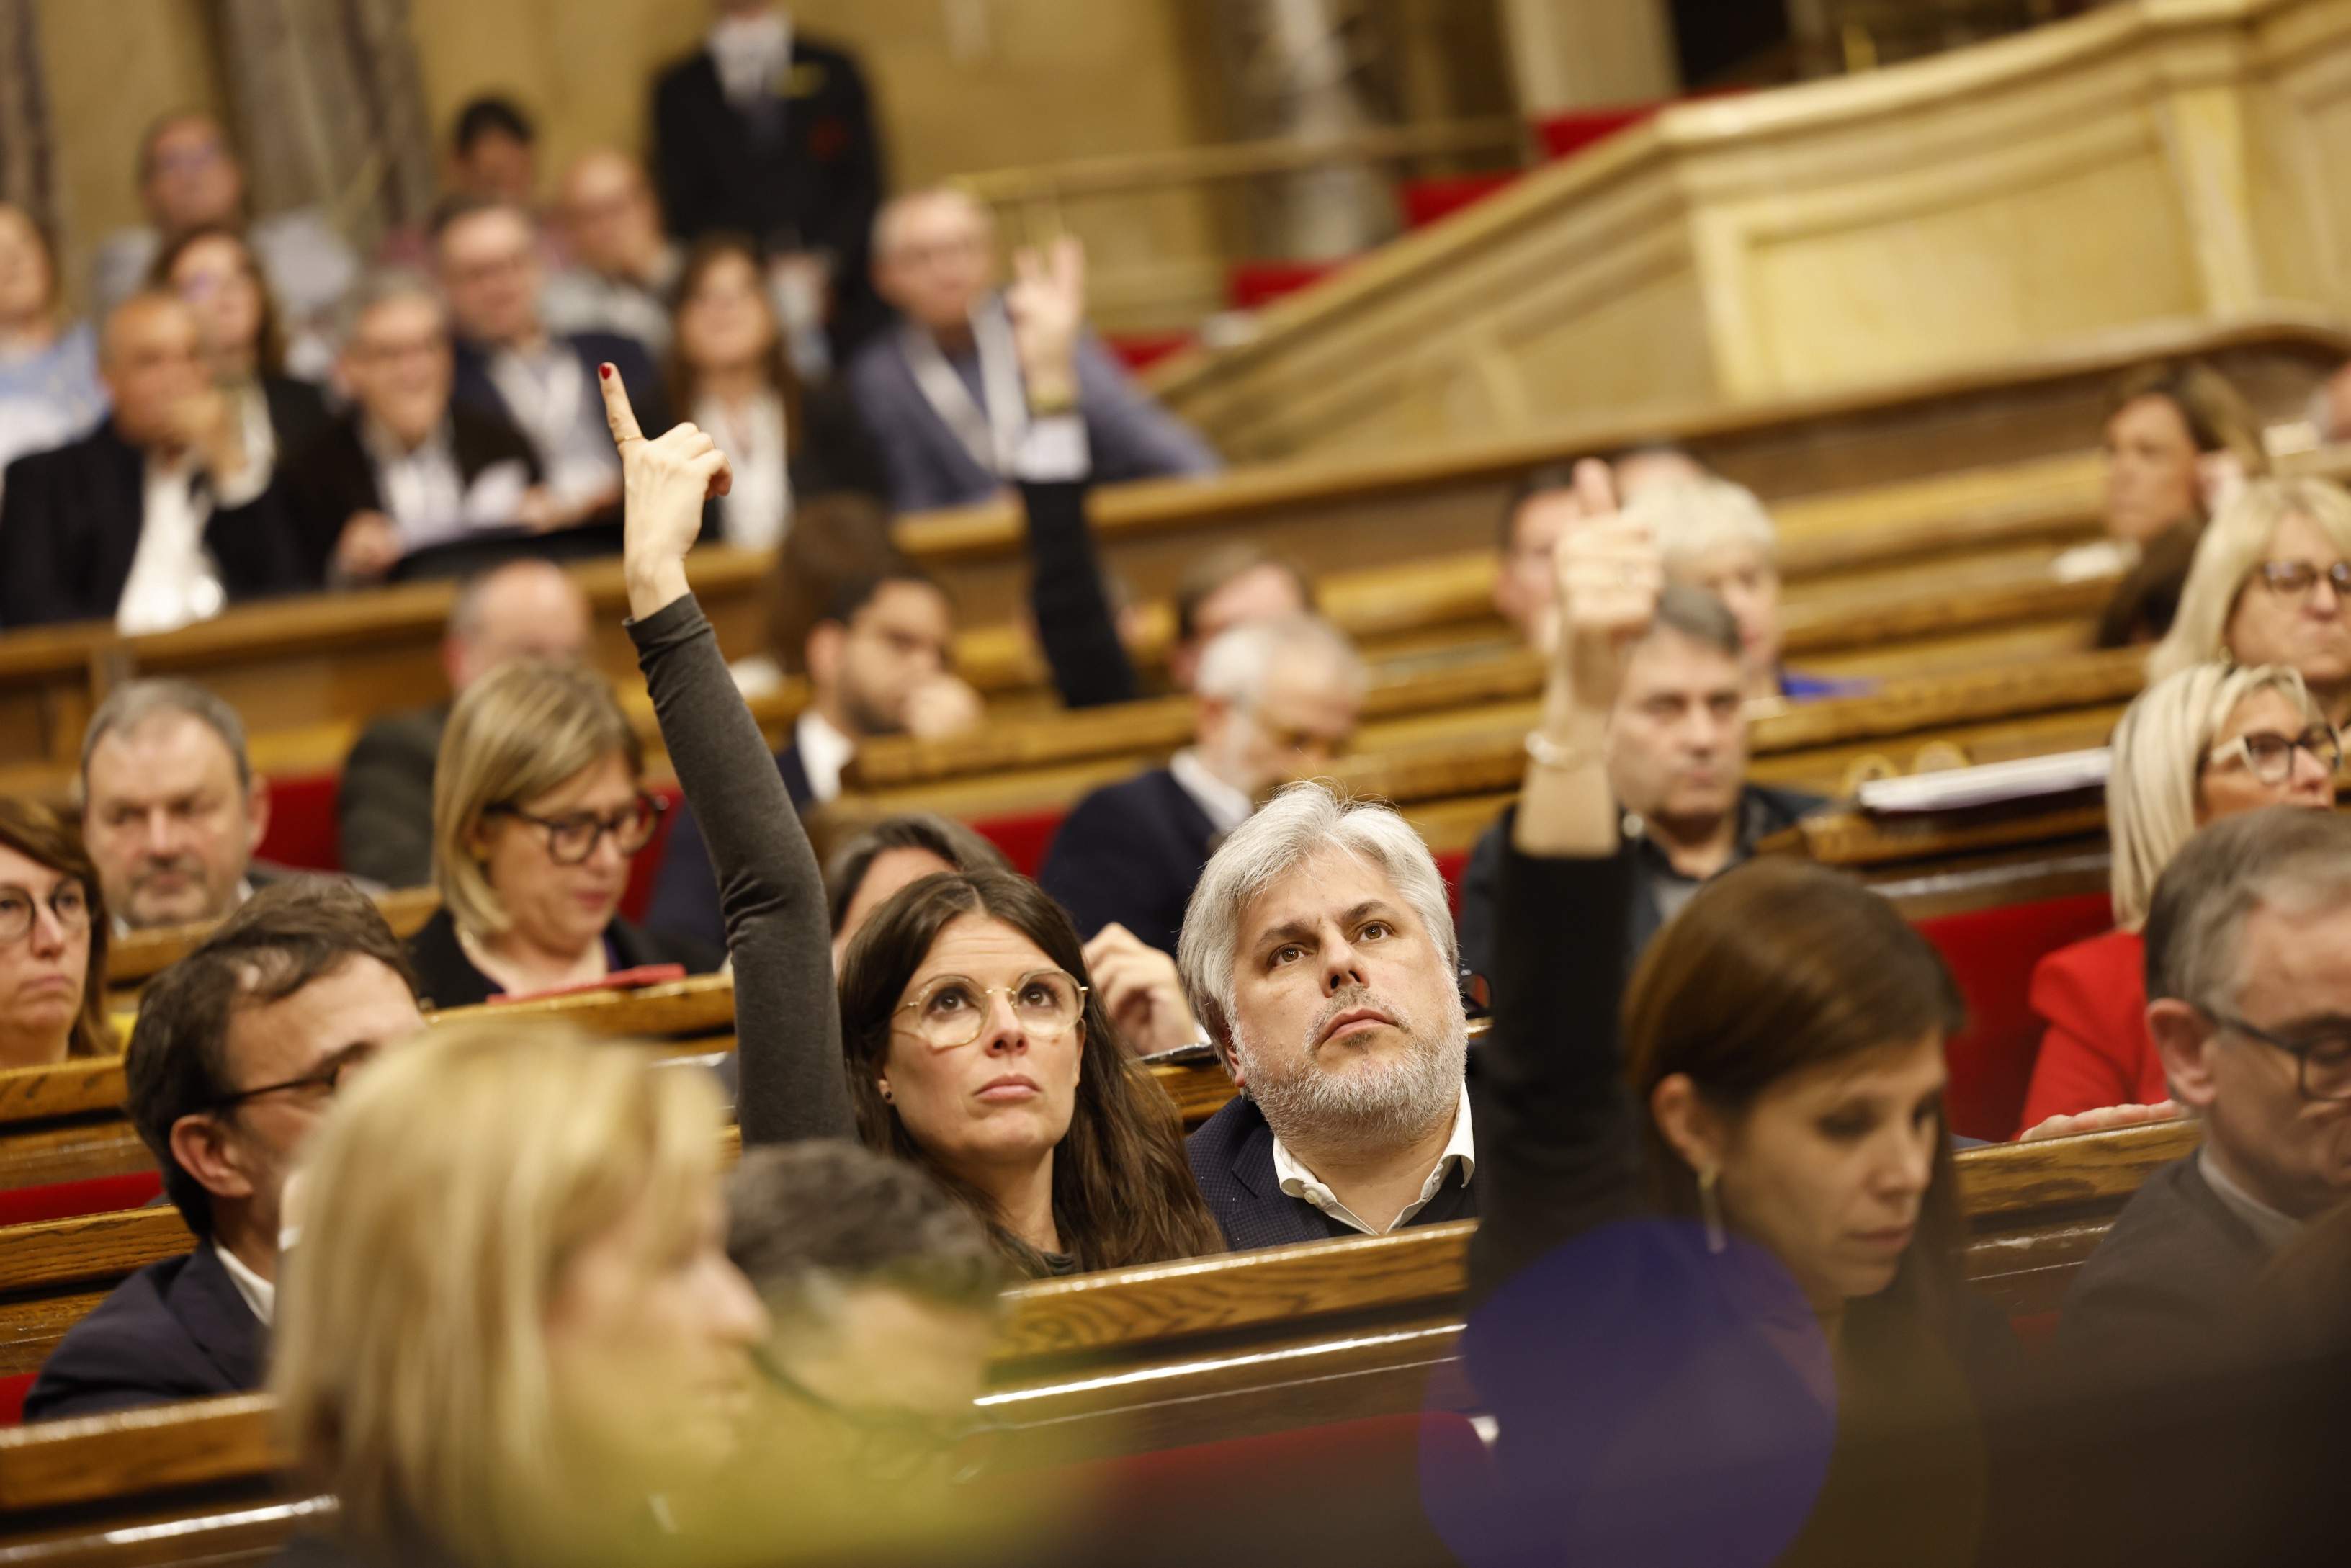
[0,291,300,631]
[542,151,682,358]
[336,560,594,887]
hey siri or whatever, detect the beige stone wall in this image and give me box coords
[38,0,222,306]
[403,0,1217,196]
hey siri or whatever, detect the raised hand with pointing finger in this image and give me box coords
[599,362,733,621]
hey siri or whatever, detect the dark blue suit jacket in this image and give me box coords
[649,740,815,953]
[1038,767,1217,959]
[0,418,305,629]
[24,1241,265,1420]
[1186,1093,1479,1253]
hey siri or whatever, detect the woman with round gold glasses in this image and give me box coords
[407,659,717,1008]
[835,869,1222,1274]
[600,362,1218,1278]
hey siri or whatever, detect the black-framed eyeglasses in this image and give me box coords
[2253,559,2351,603]
[753,1346,1003,1484]
[0,881,91,944]
[2201,1008,2351,1102]
[485,793,666,866]
[2200,725,2343,785]
[208,1044,380,1114]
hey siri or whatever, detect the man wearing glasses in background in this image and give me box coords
[2056,805,2351,1386]
[24,883,425,1420]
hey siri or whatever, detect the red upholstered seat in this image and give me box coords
[1048,1412,1489,1567]
[0,1373,30,1427]
[1399,173,1519,229]
[254,771,344,873]
[1533,105,1659,161]
[1915,891,2115,1144]
[1226,259,1347,312]
[623,783,686,927]
[972,809,1067,879]
[1435,847,1469,914]
[0,1171,162,1229]
[1102,331,1194,372]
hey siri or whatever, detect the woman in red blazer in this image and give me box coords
[2016,660,2337,1137]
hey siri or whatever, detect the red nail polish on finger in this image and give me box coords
[599,364,613,380]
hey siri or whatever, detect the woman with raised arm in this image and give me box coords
[607,364,857,1150]
[1459,462,2013,1568]
[604,361,1217,1273]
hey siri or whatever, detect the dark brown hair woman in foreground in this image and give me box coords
[1454,461,2017,1568]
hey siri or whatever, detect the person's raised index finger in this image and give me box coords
[596,363,644,447]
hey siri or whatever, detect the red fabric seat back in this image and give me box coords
[1048,1412,1487,1568]
[1915,891,2115,1143]
[1399,174,1518,229]
[622,783,686,926]
[972,809,1067,879]
[0,1171,163,1229]
[1226,259,1346,312]
[256,771,343,873]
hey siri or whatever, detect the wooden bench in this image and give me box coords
[0,964,1239,1227]
[0,1120,2201,1563]
[10,314,2340,790]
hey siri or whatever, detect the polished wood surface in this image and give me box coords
[0,1119,2200,1560]
[9,319,2343,781]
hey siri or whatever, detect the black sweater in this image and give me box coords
[628,594,856,1146]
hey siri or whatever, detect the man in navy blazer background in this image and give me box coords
[24,884,426,1420]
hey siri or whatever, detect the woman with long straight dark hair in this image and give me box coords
[1453,462,2016,1568]
[604,360,1214,1276]
[836,867,1222,1273]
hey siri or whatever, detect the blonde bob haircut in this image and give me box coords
[431,659,643,939]
[273,1020,727,1566]
[2149,478,2351,684]
[2107,660,2327,931]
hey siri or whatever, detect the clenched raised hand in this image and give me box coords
[1555,485,1665,714]
[601,363,733,619]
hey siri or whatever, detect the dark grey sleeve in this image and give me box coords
[628,594,855,1145]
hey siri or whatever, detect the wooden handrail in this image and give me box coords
[958,120,1524,206]
[0,1119,2201,1526]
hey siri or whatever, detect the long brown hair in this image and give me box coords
[149,224,287,378]
[0,798,115,1059]
[1622,856,1969,1320]
[663,232,804,449]
[837,869,1224,1275]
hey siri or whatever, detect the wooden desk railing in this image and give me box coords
[842,640,2143,851]
[0,967,1240,1205]
[0,1119,2202,1562]
[851,537,2123,798]
[12,310,2345,785]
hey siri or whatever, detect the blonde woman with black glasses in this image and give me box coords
[408,660,717,1008]
[2150,477,2351,728]
[2015,660,2338,1140]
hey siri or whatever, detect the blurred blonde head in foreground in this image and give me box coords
[272,1021,764,1568]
